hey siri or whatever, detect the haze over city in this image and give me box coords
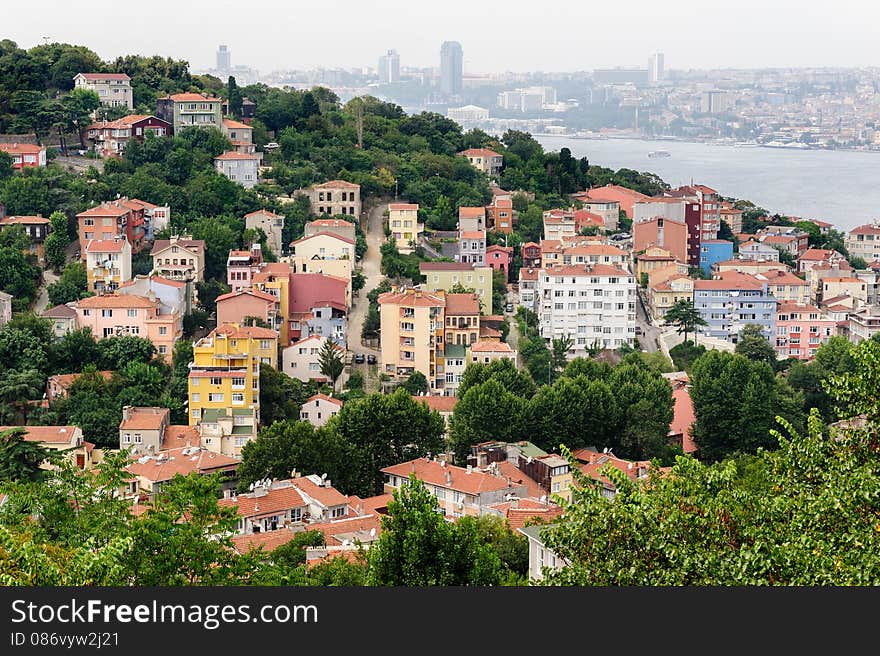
[5,0,878,73]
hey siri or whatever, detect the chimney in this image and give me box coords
[445,470,452,486]
[122,406,131,422]
[466,464,472,475]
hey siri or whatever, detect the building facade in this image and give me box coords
[156,93,222,133]
[305,180,361,218]
[84,237,132,293]
[73,72,133,109]
[693,272,777,343]
[388,203,422,254]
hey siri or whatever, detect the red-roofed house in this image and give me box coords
[220,480,309,535]
[382,457,528,518]
[775,302,836,360]
[667,376,697,454]
[0,143,46,169]
[0,425,92,470]
[85,115,171,157]
[288,272,348,345]
[77,198,148,255]
[214,151,259,188]
[388,203,422,254]
[571,448,656,499]
[216,287,281,332]
[304,218,356,243]
[76,292,181,357]
[125,446,238,500]
[156,93,222,133]
[485,197,514,234]
[846,223,880,263]
[469,340,515,365]
[300,393,343,427]
[84,237,132,293]
[586,184,650,218]
[151,235,206,284]
[798,248,846,274]
[0,215,51,263]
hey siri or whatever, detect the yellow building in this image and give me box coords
[419,262,493,311]
[388,203,423,254]
[252,262,292,346]
[649,275,695,321]
[378,288,445,392]
[188,323,278,456]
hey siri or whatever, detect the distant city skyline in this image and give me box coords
[6,1,879,74]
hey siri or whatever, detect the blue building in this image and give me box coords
[699,239,734,276]
[693,271,776,343]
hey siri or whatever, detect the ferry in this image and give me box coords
[647,150,671,158]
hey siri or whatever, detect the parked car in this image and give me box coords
[505,302,514,313]
[354,353,365,364]
[635,326,643,335]
[367,354,376,365]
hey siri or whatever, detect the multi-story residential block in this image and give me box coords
[304,218,356,243]
[0,425,92,471]
[288,273,348,346]
[188,324,279,456]
[845,223,880,262]
[485,197,514,233]
[299,394,342,428]
[579,197,620,231]
[214,151,259,188]
[440,343,468,396]
[635,246,679,280]
[444,293,481,347]
[458,229,486,265]
[847,305,880,342]
[85,115,171,157]
[251,262,292,346]
[633,216,689,266]
[752,268,809,305]
[150,234,205,284]
[486,244,513,281]
[738,239,781,262]
[458,206,486,232]
[649,275,695,321]
[221,118,256,154]
[518,267,540,311]
[378,288,446,390]
[457,148,503,177]
[118,406,170,453]
[584,184,650,218]
[0,143,46,169]
[720,205,743,234]
[536,263,637,355]
[671,184,721,241]
[699,239,734,276]
[382,457,528,519]
[75,293,181,358]
[289,231,354,305]
[73,72,133,109]
[693,271,777,343]
[304,180,361,218]
[855,264,880,306]
[419,261,493,307]
[84,237,132,293]
[0,215,50,264]
[541,240,628,270]
[820,276,867,306]
[156,93,222,133]
[216,288,281,334]
[775,302,836,360]
[388,203,422,254]
[798,248,846,274]
[77,198,147,255]
[282,334,345,383]
[126,198,170,241]
[521,242,541,269]
[244,209,285,257]
[42,303,77,337]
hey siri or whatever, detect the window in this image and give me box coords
[208,393,224,402]
[158,326,167,335]
[83,309,91,317]
[232,393,244,403]
[192,393,201,402]
[102,309,113,318]
[158,345,167,354]
[210,377,222,386]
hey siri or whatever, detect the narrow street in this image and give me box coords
[32,269,59,314]
[635,289,663,353]
[346,200,388,392]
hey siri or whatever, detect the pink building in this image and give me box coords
[74,294,181,359]
[775,302,837,360]
[227,243,263,290]
[486,244,513,281]
[216,288,281,331]
[633,216,689,265]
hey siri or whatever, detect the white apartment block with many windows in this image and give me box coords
[536,264,636,356]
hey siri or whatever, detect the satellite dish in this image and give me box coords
[603,447,609,454]
[321,473,327,480]
[369,528,376,538]
[249,482,255,491]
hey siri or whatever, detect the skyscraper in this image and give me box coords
[378,49,400,84]
[440,41,463,96]
[217,45,231,73]
[649,52,664,83]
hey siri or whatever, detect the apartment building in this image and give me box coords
[633,216,689,266]
[774,302,836,360]
[216,288,281,334]
[282,334,345,383]
[846,223,880,262]
[73,72,133,109]
[221,118,256,154]
[536,263,637,355]
[244,209,285,256]
[77,198,147,255]
[579,198,619,231]
[118,274,192,326]
[584,184,650,218]
[518,267,540,311]
[521,241,541,269]
[820,276,867,306]
[378,288,446,390]
[756,269,810,305]
[188,324,279,456]
[388,203,422,254]
[304,180,361,218]
[299,394,343,428]
[74,293,181,358]
[847,306,880,342]
[699,239,734,276]
[486,244,513,280]
[540,240,628,270]
[84,237,132,293]
[288,272,348,346]
[289,231,354,304]
[304,218,356,243]
[649,275,695,321]
[419,261,493,307]
[444,293,481,347]
[485,197,514,233]
[458,229,486,265]
[150,234,205,283]
[693,271,777,343]
[214,151,259,188]
[458,206,486,232]
[155,93,222,133]
[738,240,780,262]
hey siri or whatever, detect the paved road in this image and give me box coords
[53,154,105,175]
[32,269,59,314]
[635,289,663,353]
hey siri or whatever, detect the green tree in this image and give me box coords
[46,261,91,306]
[227,76,243,118]
[97,335,156,370]
[365,475,502,586]
[735,323,778,368]
[259,364,309,426]
[43,210,70,272]
[317,338,345,392]
[400,370,428,396]
[0,427,54,482]
[51,327,100,374]
[450,379,525,463]
[550,334,574,381]
[0,369,44,425]
[664,298,707,346]
[457,358,536,399]
[61,88,100,149]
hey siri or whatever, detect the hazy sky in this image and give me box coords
[5,1,876,74]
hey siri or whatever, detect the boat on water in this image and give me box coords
[647,150,671,158]
[762,141,811,150]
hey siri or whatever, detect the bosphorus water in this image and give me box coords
[534,135,880,232]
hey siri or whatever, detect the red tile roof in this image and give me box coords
[290,231,355,246]
[47,370,113,392]
[470,340,514,353]
[669,382,697,454]
[388,203,419,211]
[459,207,486,219]
[542,263,631,277]
[445,293,480,315]
[126,447,238,483]
[215,151,259,160]
[77,294,156,309]
[800,248,837,261]
[166,92,220,102]
[85,238,128,253]
[0,425,79,444]
[289,273,348,314]
[78,72,130,81]
[119,407,169,431]
[377,289,444,308]
[412,395,457,413]
[222,118,251,129]
[306,218,354,228]
[420,261,480,272]
[291,475,350,508]
[305,393,343,408]
[212,323,279,340]
[151,238,205,254]
[460,230,486,240]
[458,148,501,158]
[382,458,518,496]
[214,288,278,304]
[0,215,49,226]
[493,461,545,499]
[849,224,880,236]
[219,483,307,519]
[693,271,766,291]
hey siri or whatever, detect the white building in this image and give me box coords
[447,105,489,122]
[299,394,343,427]
[537,263,636,356]
[282,335,345,384]
[73,73,133,109]
[214,152,259,188]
